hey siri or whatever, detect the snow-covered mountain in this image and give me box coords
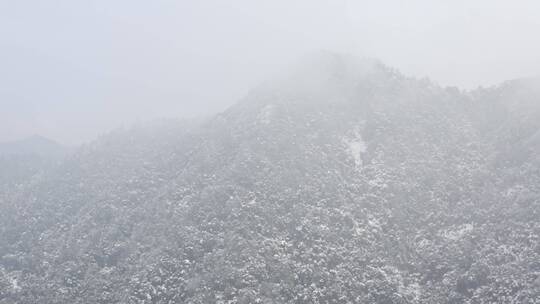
[1,53,539,303]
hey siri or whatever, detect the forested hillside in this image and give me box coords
[1,54,539,303]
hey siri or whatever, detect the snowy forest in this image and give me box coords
[3,1,540,303]
[1,53,540,303]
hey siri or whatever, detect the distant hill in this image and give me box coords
[0,135,68,159]
[0,136,69,190]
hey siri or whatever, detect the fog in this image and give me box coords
[3,2,540,303]
[2,0,540,144]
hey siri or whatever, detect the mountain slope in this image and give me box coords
[1,54,539,304]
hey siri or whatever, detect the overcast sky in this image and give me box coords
[2,0,540,145]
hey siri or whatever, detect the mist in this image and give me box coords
[2,0,540,144]
[2,2,540,303]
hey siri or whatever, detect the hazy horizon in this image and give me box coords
[2,0,540,145]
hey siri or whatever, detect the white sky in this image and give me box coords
[1,0,540,144]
